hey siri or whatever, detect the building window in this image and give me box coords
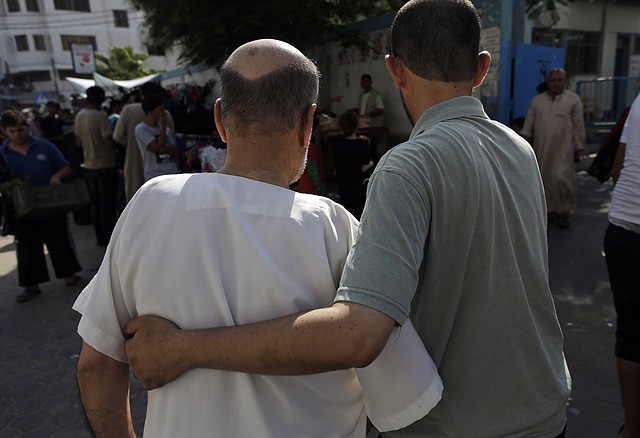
[54,0,90,12]
[26,0,39,11]
[60,34,97,51]
[113,10,129,28]
[533,28,601,75]
[15,35,29,52]
[33,34,46,51]
[7,0,20,12]
[147,44,165,56]
[13,71,51,84]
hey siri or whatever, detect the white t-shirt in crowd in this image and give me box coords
[134,121,179,181]
[610,93,640,231]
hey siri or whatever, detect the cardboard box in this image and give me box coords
[11,179,90,219]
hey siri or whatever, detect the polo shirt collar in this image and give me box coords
[409,96,488,139]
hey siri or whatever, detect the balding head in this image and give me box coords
[219,39,319,137]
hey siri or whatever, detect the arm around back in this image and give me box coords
[124,301,396,390]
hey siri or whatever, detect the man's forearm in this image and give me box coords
[125,302,396,389]
[50,166,72,183]
[77,342,136,438]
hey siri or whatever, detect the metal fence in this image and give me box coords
[577,76,640,127]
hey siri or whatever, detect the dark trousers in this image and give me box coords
[14,214,81,287]
[604,222,640,362]
[83,167,118,245]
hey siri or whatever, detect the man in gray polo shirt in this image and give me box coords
[124,1,571,436]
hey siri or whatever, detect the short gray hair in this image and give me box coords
[219,58,319,136]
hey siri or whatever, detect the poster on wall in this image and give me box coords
[71,44,96,74]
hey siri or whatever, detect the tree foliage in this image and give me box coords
[127,0,405,66]
[525,0,615,26]
[96,46,159,80]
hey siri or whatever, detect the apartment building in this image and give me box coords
[0,0,179,106]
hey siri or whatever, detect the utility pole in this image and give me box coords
[51,57,60,101]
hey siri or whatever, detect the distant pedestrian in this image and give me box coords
[113,82,176,202]
[521,68,586,229]
[39,101,65,149]
[349,74,389,159]
[0,109,84,303]
[604,91,640,438]
[135,94,179,181]
[332,111,374,218]
[75,86,117,246]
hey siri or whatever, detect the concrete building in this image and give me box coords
[0,0,180,107]
[530,0,640,81]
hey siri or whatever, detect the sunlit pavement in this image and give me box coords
[0,164,623,437]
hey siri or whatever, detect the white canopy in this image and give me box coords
[65,72,160,94]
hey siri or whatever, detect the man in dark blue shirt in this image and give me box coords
[1,109,84,302]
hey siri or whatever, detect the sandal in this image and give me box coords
[16,287,41,303]
[65,275,88,288]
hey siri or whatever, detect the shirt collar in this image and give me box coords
[409,96,489,140]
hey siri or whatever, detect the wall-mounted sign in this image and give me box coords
[70,43,95,74]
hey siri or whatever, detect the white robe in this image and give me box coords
[522,90,585,214]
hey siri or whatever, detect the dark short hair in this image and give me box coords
[86,86,106,105]
[219,56,319,136]
[339,111,359,136]
[46,101,59,108]
[1,109,28,129]
[391,0,480,82]
[361,74,372,82]
[140,81,162,97]
[141,94,165,114]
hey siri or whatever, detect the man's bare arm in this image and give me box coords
[125,301,396,390]
[611,142,626,184]
[77,342,136,438]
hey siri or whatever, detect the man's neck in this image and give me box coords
[217,164,289,188]
[409,80,473,122]
[218,138,294,189]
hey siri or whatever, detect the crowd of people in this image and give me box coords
[0,0,637,436]
[0,81,220,303]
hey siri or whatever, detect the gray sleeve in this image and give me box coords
[335,167,430,324]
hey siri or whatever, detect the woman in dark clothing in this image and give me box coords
[332,112,374,219]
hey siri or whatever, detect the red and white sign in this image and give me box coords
[71,43,96,74]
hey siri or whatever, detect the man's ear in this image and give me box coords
[213,99,228,143]
[385,54,407,90]
[473,51,491,89]
[299,103,317,147]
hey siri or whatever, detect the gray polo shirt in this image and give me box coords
[336,96,571,437]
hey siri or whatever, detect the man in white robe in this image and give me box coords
[522,68,585,229]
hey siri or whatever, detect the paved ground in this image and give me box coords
[0,168,625,437]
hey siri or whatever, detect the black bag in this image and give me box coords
[587,107,630,183]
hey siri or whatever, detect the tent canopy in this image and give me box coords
[65,72,160,95]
